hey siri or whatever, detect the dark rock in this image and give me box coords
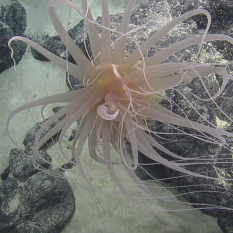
[31,20,85,63]
[0,177,22,231]
[9,148,51,177]
[0,171,75,233]
[218,213,233,233]
[165,0,233,61]
[31,34,66,62]
[0,0,27,74]
[23,120,60,152]
[6,106,72,181]
[130,0,233,232]
[66,74,83,91]
[1,104,75,232]
[1,166,11,181]
[23,107,67,153]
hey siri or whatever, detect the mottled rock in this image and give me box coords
[0,177,22,231]
[218,213,233,233]
[0,171,75,233]
[9,148,51,177]
[0,0,27,74]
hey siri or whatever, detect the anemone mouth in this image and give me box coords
[97,103,120,120]
[6,0,233,221]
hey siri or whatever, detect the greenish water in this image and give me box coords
[0,1,224,232]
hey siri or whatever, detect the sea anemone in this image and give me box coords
[7,0,233,214]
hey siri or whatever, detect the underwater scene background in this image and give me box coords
[1,0,233,232]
